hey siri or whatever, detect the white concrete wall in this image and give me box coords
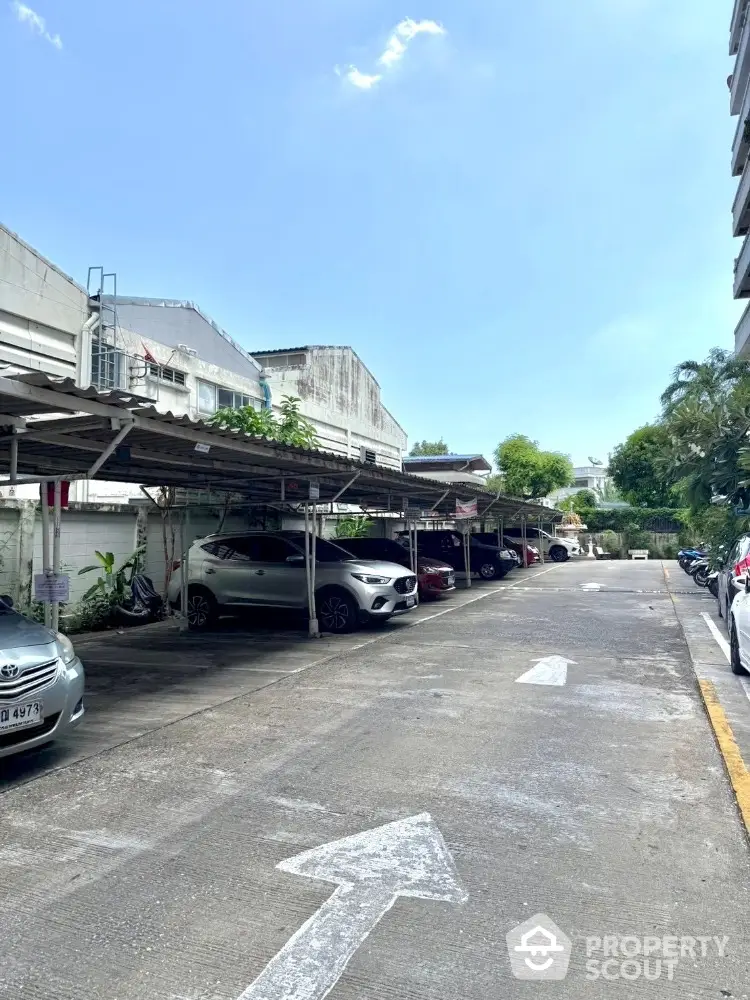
[0,224,87,379]
[0,502,260,608]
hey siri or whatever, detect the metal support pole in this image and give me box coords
[538,515,545,565]
[180,508,189,630]
[464,525,472,588]
[521,516,528,568]
[9,431,18,484]
[40,483,51,628]
[51,481,62,632]
[407,517,417,575]
[305,503,319,637]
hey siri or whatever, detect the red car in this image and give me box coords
[472,532,540,567]
[339,537,456,600]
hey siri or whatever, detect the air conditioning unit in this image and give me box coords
[359,446,377,465]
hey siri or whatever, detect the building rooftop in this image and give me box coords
[102,295,261,382]
[403,455,492,473]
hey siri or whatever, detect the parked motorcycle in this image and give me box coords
[114,574,163,625]
[708,570,720,598]
[689,558,711,588]
[679,549,707,573]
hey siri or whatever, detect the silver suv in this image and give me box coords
[168,531,419,633]
[0,597,85,760]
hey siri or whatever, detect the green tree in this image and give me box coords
[661,348,750,413]
[557,489,597,513]
[410,439,449,456]
[208,395,319,449]
[609,426,676,507]
[494,434,573,500]
[484,473,505,493]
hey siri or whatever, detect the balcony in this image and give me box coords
[735,161,750,236]
[731,0,749,55]
[736,302,750,356]
[734,233,750,298]
[732,10,750,114]
[732,82,750,175]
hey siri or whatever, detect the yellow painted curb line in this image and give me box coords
[698,679,750,837]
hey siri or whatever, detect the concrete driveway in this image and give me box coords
[0,560,748,998]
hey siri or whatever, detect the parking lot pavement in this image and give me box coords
[1,560,749,998]
[0,573,532,788]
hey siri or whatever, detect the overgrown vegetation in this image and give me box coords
[334,516,373,539]
[209,395,319,449]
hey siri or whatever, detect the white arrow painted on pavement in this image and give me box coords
[515,655,576,687]
[236,812,467,1000]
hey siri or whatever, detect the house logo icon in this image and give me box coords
[506,913,572,980]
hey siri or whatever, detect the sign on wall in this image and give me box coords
[34,574,70,604]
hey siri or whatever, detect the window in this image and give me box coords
[197,380,255,414]
[229,536,295,562]
[147,362,186,386]
[201,541,235,559]
[90,341,125,390]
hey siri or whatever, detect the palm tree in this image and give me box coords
[661,348,750,413]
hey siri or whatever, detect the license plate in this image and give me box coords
[0,702,43,732]
[406,595,417,608]
[447,575,455,586]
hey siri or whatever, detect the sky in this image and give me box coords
[0,0,741,467]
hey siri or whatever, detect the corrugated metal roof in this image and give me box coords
[0,373,557,520]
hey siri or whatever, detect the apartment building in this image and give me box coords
[730,0,750,354]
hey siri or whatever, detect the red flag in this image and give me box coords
[142,342,157,364]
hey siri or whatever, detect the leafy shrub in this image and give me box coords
[577,507,687,533]
[622,523,652,554]
[334,516,373,539]
[661,542,678,560]
[600,530,620,557]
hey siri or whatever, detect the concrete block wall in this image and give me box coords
[33,510,139,603]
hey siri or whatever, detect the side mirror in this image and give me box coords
[737,574,749,593]
[0,594,13,608]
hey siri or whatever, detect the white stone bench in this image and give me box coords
[629,549,649,560]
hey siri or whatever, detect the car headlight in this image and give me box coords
[351,573,392,585]
[55,632,77,665]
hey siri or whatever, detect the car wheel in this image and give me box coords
[550,546,569,563]
[317,588,359,634]
[478,562,497,580]
[186,587,218,631]
[730,621,749,676]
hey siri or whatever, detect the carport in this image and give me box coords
[0,373,554,636]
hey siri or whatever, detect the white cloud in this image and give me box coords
[340,16,445,90]
[11,2,62,49]
[345,67,383,90]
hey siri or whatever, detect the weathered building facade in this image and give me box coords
[252,346,406,471]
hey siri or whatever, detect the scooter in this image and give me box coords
[708,570,720,598]
[689,558,711,588]
[679,549,707,572]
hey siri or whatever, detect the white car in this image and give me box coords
[505,527,580,563]
[729,573,750,675]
